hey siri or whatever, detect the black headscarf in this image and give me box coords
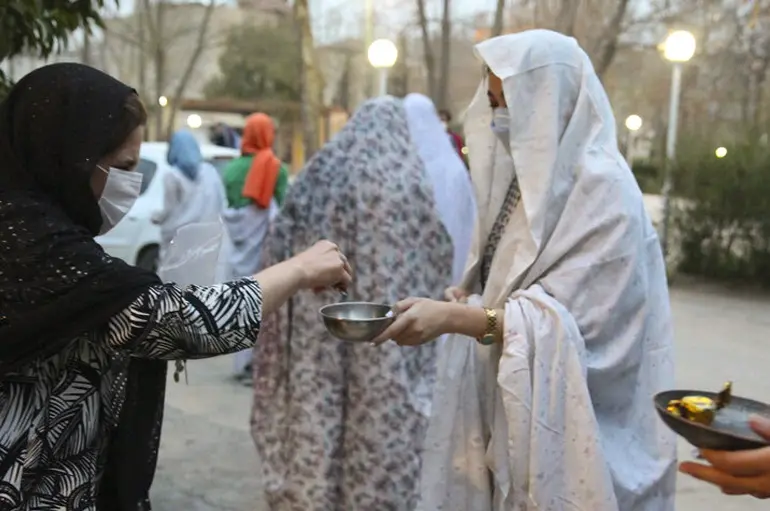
[0,63,165,510]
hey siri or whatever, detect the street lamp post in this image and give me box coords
[367,38,398,96]
[624,114,643,164]
[660,30,696,258]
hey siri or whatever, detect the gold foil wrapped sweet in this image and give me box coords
[667,381,733,425]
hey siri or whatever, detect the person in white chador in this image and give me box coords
[403,93,476,287]
[152,130,227,268]
[373,30,677,510]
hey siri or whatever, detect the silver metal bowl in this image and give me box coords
[319,301,395,343]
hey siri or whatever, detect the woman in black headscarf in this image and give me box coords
[0,63,351,510]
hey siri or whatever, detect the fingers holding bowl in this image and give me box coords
[371,299,422,346]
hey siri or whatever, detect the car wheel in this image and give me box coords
[136,245,160,273]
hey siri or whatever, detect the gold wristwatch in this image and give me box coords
[477,307,498,346]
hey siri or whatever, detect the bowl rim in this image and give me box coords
[318,301,394,323]
[654,389,770,447]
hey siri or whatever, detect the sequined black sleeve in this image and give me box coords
[104,278,262,360]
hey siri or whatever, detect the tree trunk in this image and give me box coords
[364,0,374,97]
[747,57,769,131]
[338,54,352,112]
[82,24,91,66]
[554,0,581,37]
[152,0,166,140]
[99,30,108,70]
[137,1,148,139]
[592,0,631,79]
[164,0,217,139]
[756,68,768,128]
[492,0,505,37]
[295,0,322,157]
[416,0,436,99]
[399,31,410,95]
[436,0,452,109]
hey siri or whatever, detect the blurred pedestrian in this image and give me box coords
[152,130,227,269]
[210,121,240,149]
[221,113,290,381]
[251,97,453,511]
[404,93,476,286]
[438,108,467,164]
[0,63,351,511]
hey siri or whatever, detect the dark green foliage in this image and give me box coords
[631,160,663,194]
[672,139,770,287]
[0,0,109,96]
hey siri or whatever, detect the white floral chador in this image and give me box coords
[419,30,677,511]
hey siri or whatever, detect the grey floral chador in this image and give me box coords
[251,97,454,511]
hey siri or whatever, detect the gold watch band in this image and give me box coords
[477,307,498,345]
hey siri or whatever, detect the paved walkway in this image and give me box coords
[150,282,770,510]
[670,282,770,511]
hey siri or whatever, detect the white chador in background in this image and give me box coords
[418,30,677,511]
[403,93,476,288]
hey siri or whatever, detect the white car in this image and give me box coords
[96,141,240,271]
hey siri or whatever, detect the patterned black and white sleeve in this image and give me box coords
[105,278,263,360]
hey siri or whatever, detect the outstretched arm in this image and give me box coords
[372,297,504,346]
[104,241,351,360]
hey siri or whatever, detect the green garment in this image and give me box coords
[222,155,290,209]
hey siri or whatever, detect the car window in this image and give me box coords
[136,158,157,194]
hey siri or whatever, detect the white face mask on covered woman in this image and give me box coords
[490,107,511,154]
[97,165,143,235]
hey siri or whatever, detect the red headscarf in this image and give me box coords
[241,113,281,209]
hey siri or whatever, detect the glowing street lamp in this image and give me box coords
[625,114,643,132]
[367,38,398,96]
[715,147,727,158]
[660,29,696,257]
[663,30,697,63]
[186,114,203,129]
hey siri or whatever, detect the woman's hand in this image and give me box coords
[444,286,468,303]
[679,415,770,498]
[290,240,353,291]
[371,298,453,346]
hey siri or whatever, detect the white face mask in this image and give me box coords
[491,107,511,154]
[441,121,448,130]
[97,165,143,235]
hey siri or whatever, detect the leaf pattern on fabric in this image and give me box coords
[0,279,263,510]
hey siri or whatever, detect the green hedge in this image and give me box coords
[631,160,663,195]
[671,140,770,287]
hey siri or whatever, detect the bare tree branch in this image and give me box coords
[153,0,166,137]
[164,24,211,46]
[105,24,142,47]
[142,0,161,45]
[82,22,92,66]
[492,0,505,37]
[416,0,436,99]
[555,0,581,36]
[592,0,631,78]
[295,0,324,155]
[436,0,452,108]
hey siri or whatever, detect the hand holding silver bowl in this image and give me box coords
[319,301,395,343]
